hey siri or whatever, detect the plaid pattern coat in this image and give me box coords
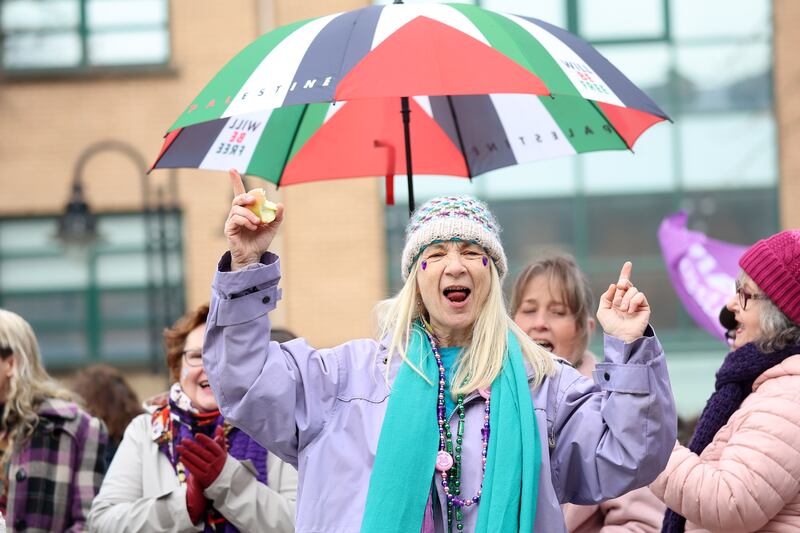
[4,398,107,532]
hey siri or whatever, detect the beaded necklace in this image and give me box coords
[421,325,491,532]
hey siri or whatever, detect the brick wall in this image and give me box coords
[774,0,800,229]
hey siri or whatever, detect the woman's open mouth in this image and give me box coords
[533,339,554,352]
[199,380,211,390]
[442,286,471,307]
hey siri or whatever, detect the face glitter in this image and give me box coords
[421,260,427,270]
[482,256,488,267]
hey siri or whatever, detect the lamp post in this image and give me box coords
[56,179,99,245]
[57,140,183,372]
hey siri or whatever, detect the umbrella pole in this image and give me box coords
[401,96,415,216]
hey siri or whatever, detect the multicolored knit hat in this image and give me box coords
[401,196,507,281]
[739,229,800,325]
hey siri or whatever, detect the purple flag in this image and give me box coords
[658,211,748,342]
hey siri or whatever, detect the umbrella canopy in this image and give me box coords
[152,2,669,210]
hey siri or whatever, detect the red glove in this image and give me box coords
[177,426,228,490]
[185,472,206,525]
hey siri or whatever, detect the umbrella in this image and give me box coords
[151,2,669,214]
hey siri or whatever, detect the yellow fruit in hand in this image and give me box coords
[246,188,277,223]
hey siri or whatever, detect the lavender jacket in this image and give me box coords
[203,253,677,533]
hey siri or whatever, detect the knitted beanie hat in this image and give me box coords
[739,229,800,324]
[401,196,507,281]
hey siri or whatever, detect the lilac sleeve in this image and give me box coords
[203,252,343,467]
[549,330,677,504]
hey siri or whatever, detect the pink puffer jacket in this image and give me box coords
[650,354,800,532]
[563,486,665,533]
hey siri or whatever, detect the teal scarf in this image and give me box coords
[361,326,541,532]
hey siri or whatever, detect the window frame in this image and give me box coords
[0,0,173,76]
[0,211,185,370]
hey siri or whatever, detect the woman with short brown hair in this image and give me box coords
[89,304,296,533]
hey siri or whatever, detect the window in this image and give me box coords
[1,0,170,71]
[0,212,184,369]
[578,0,667,42]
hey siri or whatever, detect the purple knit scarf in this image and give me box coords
[661,341,800,532]
[154,388,268,533]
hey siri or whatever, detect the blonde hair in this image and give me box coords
[510,252,594,360]
[0,309,78,462]
[377,261,556,395]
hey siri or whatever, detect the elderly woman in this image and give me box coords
[0,309,107,533]
[652,230,800,532]
[203,171,676,532]
[89,305,297,533]
[511,253,665,533]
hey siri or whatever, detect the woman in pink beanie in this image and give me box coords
[652,229,800,532]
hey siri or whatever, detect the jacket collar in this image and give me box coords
[753,353,800,391]
[37,397,79,421]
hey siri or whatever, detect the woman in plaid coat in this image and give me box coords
[0,309,107,532]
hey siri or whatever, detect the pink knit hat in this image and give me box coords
[739,230,800,324]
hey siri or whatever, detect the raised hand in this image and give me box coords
[596,261,651,343]
[225,169,285,271]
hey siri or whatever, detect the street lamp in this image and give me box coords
[57,139,183,373]
[56,179,99,245]
[57,140,150,245]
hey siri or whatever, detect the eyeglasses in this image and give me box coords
[736,282,768,310]
[181,349,204,367]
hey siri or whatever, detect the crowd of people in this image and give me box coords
[0,178,799,532]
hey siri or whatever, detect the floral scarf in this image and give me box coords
[151,383,268,532]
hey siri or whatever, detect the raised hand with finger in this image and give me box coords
[596,261,651,343]
[225,168,285,271]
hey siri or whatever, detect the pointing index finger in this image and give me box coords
[618,261,633,284]
[229,168,246,197]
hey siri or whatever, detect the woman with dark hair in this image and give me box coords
[89,305,296,533]
[652,230,800,532]
[70,364,143,465]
